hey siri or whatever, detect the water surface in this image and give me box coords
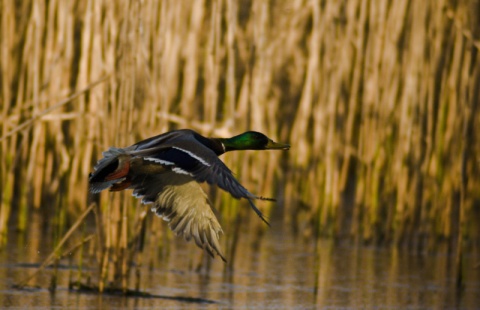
[0,213,478,309]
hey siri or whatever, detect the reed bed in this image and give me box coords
[1,0,479,292]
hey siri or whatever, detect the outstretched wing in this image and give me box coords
[129,171,226,261]
[131,142,270,224]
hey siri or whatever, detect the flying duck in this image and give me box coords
[89,129,290,261]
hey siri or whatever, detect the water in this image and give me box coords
[0,214,479,309]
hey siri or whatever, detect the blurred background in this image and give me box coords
[1,0,479,308]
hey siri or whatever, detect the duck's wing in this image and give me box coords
[130,140,270,225]
[130,171,226,261]
[131,138,254,198]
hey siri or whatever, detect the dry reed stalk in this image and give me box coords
[15,202,95,289]
[1,0,480,292]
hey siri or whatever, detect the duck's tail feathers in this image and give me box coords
[89,147,128,193]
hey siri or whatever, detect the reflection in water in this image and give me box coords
[0,212,479,309]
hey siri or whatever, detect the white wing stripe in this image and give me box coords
[172,146,211,167]
[172,167,193,176]
[144,157,174,165]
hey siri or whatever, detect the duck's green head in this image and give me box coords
[220,131,290,152]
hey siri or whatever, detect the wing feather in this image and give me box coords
[129,171,226,261]
[131,141,270,224]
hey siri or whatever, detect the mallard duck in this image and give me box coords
[89,129,289,261]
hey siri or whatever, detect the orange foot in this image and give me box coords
[110,179,132,191]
